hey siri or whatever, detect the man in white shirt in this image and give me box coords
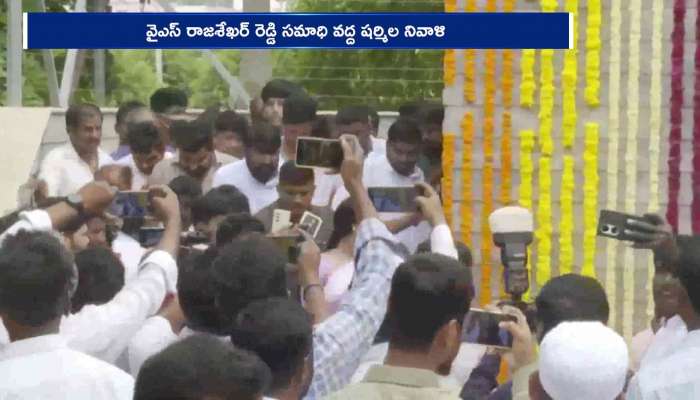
[116,120,173,190]
[134,335,271,400]
[233,298,314,400]
[149,119,236,192]
[627,236,700,400]
[0,182,182,369]
[0,224,132,398]
[38,103,114,197]
[213,122,282,214]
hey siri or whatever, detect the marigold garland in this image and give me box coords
[460,113,474,247]
[463,0,478,103]
[500,113,513,205]
[444,50,456,87]
[520,51,537,108]
[442,133,456,229]
[667,0,685,231]
[519,130,535,211]
[585,0,602,106]
[582,123,599,277]
[535,156,553,291]
[480,48,497,306]
[445,0,457,12]
[559,155,575,275]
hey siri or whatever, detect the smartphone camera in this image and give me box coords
[600,223,620,237]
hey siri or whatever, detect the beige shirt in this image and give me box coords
[325,364,462,400]
[148,151,237,193]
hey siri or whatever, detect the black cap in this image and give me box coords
[283,92,317,125]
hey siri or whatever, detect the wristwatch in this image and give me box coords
[65,193,86,216]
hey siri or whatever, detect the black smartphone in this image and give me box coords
[110,191,151,219]
[367,187,418,213]
[462,309,516,349]
[295,137,343,170]
[597,210,649,241]
[268,234,303,264]
[138,227,164,248]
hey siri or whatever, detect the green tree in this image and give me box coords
[275,0,444,110]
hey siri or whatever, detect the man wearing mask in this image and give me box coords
[213,122,282,214]
[38,103,114,197]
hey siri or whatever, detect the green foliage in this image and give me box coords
[275,0,444,110]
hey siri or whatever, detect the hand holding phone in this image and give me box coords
[463,308,516,350]
[367,187,418,213]
[296,137,344,170]
[597,210,656,242]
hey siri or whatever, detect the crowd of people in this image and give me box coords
[0,80,698,399]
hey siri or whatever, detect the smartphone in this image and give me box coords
[110,191,151,219]
[139,227,164,248]
[367,187,418,213]
[462,308,516,349]
[597,210,649,241]
[296,137,343,170]
[299,211,323,238]
[268,234,303,264]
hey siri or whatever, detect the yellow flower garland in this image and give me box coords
[582,123,599,277]
[539,49,555,156]
[463,0,478,103]
[481,48,497,306]
[585,0,602,106]
[536,156,553,291]
[442,133,456,230]
[605,0,622,331]
[445,0,457,12]
[559,155,575,274]
[520,51,536,108]
[500,113,513,205]
[444,50,456,87]
[562,0,578,149]
[519,130,535,300]
[461,113,474,247]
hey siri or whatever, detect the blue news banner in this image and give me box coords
[24,12,571,50]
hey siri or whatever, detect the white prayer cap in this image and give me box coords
[539,321,628,400]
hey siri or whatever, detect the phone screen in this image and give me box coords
[296,138,343,169]
[110,191,151,219]
[462,309,515,349]
[367,187,418,213]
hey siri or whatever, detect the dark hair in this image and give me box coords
[177,247,225,334]
[232,298,313,393]
[420,103,444,127]
[171,120,212,153]
[150,87,188,114]
[212,234,289,331]
[168,175,203,199]
[116,100,146,125]
[279,160,314,186]
[311,115,335,139]
[677,237,700,314]
[134,334,271,400]
[215,110,250,138]
[72,246,125,313]
[388,253,473,350]
[215,213,266,247]
[336,105,370,126]
[127,121,163,154]
[283,92,317,125]
[66,103,102,129]
[327,199,355,250]
[0,231,75,326]
[388,117,423,145]
[416,240,473,268]
[398,101,425,118]
[244,121,282,154]
[367,106,379,131]
[535,274,610,338]
[191,185,250,226]
[261,79,299,103]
